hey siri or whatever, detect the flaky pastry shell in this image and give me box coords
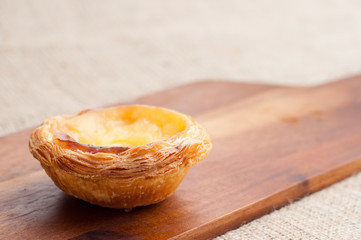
[29,105,212,209]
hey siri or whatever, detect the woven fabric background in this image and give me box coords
[1,1,360,239]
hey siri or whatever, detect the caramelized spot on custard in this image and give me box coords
[55,132,130,154]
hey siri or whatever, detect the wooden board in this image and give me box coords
[1,76,361,239]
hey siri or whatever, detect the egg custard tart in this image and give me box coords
[29,105,212,209]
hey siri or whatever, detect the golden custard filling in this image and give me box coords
[59,106,187,147]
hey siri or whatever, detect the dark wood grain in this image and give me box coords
[1,76,361,240]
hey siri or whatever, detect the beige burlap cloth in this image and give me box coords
[1,1,360,239]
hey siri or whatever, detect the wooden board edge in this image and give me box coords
[171,157,361,240]
[1,73,360,141]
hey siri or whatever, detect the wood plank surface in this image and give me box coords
[1,76,361,239]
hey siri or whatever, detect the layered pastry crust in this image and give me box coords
[29,105,212,209]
